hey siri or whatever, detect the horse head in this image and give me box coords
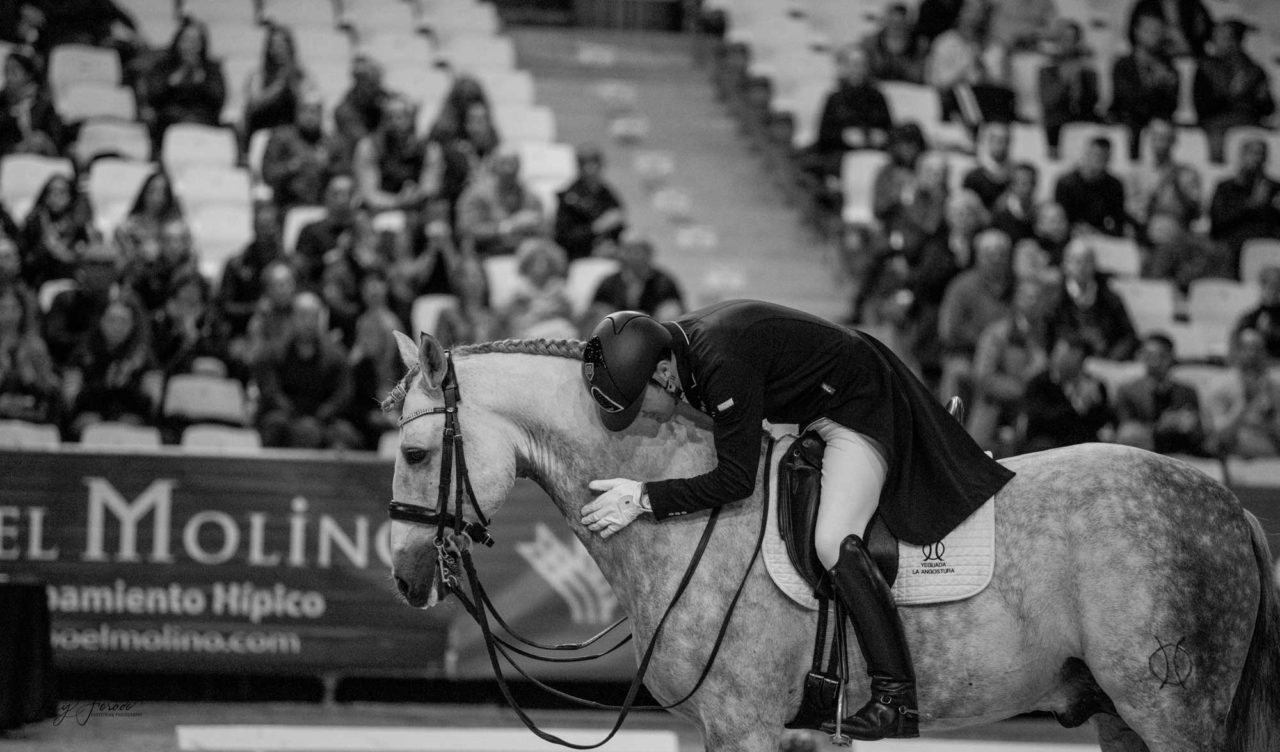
[387,331,519,608]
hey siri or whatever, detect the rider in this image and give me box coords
[579,299,1014,741]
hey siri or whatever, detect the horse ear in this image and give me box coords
[394,330,418,371]
[418,332,449,390]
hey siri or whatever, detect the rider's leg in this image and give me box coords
[807,418,918,741]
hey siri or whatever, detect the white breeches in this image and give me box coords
[808,417,889,570]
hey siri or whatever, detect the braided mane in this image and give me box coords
[382,338,585,412]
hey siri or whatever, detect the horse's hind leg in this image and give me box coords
[1094,714,1149,752]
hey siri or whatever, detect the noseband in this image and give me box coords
[387,351,494,549]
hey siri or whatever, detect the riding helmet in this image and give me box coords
[583,311,672,431]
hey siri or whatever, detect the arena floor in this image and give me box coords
[4,702,1100,751]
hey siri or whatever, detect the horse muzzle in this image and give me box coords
[392,535,446,609]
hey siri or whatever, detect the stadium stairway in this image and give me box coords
[509,27,850,321]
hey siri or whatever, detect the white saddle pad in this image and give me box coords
[762,435,996,609]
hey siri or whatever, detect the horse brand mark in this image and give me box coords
[1148,636,1192,689]
[922,541,946,562]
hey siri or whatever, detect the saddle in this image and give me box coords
[780,397,964,732]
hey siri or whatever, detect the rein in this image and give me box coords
[386,350,772,749]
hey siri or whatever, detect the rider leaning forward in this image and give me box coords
[579,299,1014,741]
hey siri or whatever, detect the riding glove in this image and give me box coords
[581,478,649,539]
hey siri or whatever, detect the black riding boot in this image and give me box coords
[827,534,918,740]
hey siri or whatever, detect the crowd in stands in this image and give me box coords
[780,0,1280,461]
[0,0,688,452]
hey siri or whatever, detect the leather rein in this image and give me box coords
[386,350,771,749]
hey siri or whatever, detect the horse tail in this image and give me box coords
[1225,511,1280,752]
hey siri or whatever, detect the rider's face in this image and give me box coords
[639,359,680,424]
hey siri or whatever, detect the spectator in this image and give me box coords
[1115,332,1204,454]
[1111,12,1180,160]
[927,0,1016,129]
[961,121,1013,209]
[871,123,928,227]
[344,270,400,448]
[296,174,359,288]
[436,100,501,220]
[242,23,310,141]
[501,237,575,339]
[1206,327,1280,458]
[353,94,439,215]
[438,249,500,346]
[0,49,61,156]
[456,152,543,257]
[428,74,489,143]
[239,260,296,371]
[22,0,139,54]
[554,146,625,261]
[1236,266,1280,358]
[915,0,963,46]
[20,172,92,288]
[0,4,46,61]
[216,201,283,340]
[1126,119,1182,228]
[63,292,158,439]
[113,169,181,267]
[1193,19,1275,164]
[125,217,197,312]
[1021,334,1113,451]
[991,162,1038,243]
[1054,136,1127,236]
[902,179,975,385]
[151,268,227,377]
[968,278,1049,452]
[861,3,926,84]
[398,209,467,307]
[938,227,1013,403]
[1047,239,1139,360]
[1037,20,1100,154]
[43,241,117,367]
[0,283,58,423]
[1127,0,1213,59]
[141,18,226,148]
[1209,138,1280,273]
[256,291,360,449]
[806,46,893,182]
[1013,200,1071,285]
[988,0,1057,51]
[589,235,684,321]
[1142,209,1230,291]
[332,54,387,170]
[1145,164,1204,232]
[262,92,338,210]
[0,200,18,240]
[0,234,35,318]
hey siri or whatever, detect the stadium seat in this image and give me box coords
[1088,234,1142,278]
[185,0,257,26]
[1036,159,1074,203]
[181,423,263,451]
[161,124,238,173]
[38,278,76,313]
[80,422,163,449]
[0,153,75,221]
[1170,364,1230,408]
[1008,51,1046,122]
[516,142,576,187]
[1167,321,1225,362]
[203,20,265,63]
[1225,457,1280,487]
[87,157,155,235]
[162,374,250,425]
[1174,57,1197,126]
[439,35,516,73]
[344,0,422,37]
[476,68,536,107]
[173,165,253,210]
[291,27,354,65]
[190,203,254,279]
[482,254,521,311]
[1109,277,1177,335]
[1240,239,1280,284]
[118,0,178,45]
[1009,122,1050,166]
[55,82,136,122]
[261,0,339,29]
[359,30,437,71]
[75,118,151,163]
[840,150,891,225]
[282,205,326,254]
[49,44,122,93]
[565,257,621,317]
[492,104,556,145]
[1186,278,1260,332]
[772,78,831,150]
[1083,357,1146,405]
[411,294,461,337]
[0,419,61,449]
[880,82,942,134]
[423,1,500,40]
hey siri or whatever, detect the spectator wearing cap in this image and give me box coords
[1142,209,1230,292]
[140,18,225,149]
[262,92,339,209]
[1236,266,1280,359]
[242,23,311,142]
[554,146,625,261]
[860,3,926,84]
[1209,138,1280,273]
[20,173,92,288]
[968,278,1049,453]
[0,275,58,424]
[589,236,684,322]
[806,46,894,182]
[1054,136,1128,236]
[1127,0,1213,59]
[43,241,118,367]
[333,55,388,172]
[63,292,159,439]
[991,162,1038,243]
[217,201,283,342]
[987,0,1057,51]
[1111,12,1180,160]
[0,49,61,156]
[1020,334,1113,451]
[501,238,575,340]
[1047,239,1138,361]
[114,169,182,267]
[296,174,359,289]
[456,152,543,257]
[1194,18,1275,163]
[962,121,1013,209]
[937,227,1013,404]
[151,269,227,377]
[353,94,440,215]
[256,291,360,449]
[1206,327,1280,458]
[1115,332,1204,455]
[1037,20,1100,155]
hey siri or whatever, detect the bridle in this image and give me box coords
[386,348,771,750]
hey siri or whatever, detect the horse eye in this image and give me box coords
[402,447,429,465]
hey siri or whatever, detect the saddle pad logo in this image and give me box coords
[913,541,955,575]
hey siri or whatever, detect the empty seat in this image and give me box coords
[0,154,75,221]
[482,254,521,311]
[880,82,942,130]
[87,157,155,235]
[1109,278,1177,334]
[840,149,891,225]
[423,1,500,40]
[0,419,61,449]
[1083,357,1146,404]
[162,374,250,425]
[75,118,151,163]
[1010,122,1050,166]
[411,294,461,337]
[49,44,122,93]
[80,421,163,449]
[439,35,516,72]
[190,203,254,279]
[516,142,576,187]
[38,278,76,312]
[1088,234,1142,278]
[359,30,437,71]
[282,205,326,254]
[492,103,556,145]
[261,0,338,29]
[1240,239,1280,284]
[173,165,253,210]
[291,27,354,65]
[565,257,621,317]
[475,68,535,107]
[56,82,136,122]
[1170,364,1230,408]
[184,0,258,26]
[1167,321,1226,362]
[203,19,265,63]
[344,1,422,37]
[161,124,237,173]
[1225,457,1280,487]
[1008,51,1046,122]
[181,423,263,451]
[1186,278,1260,332]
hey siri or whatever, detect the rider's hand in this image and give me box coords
[580,479,648,539]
